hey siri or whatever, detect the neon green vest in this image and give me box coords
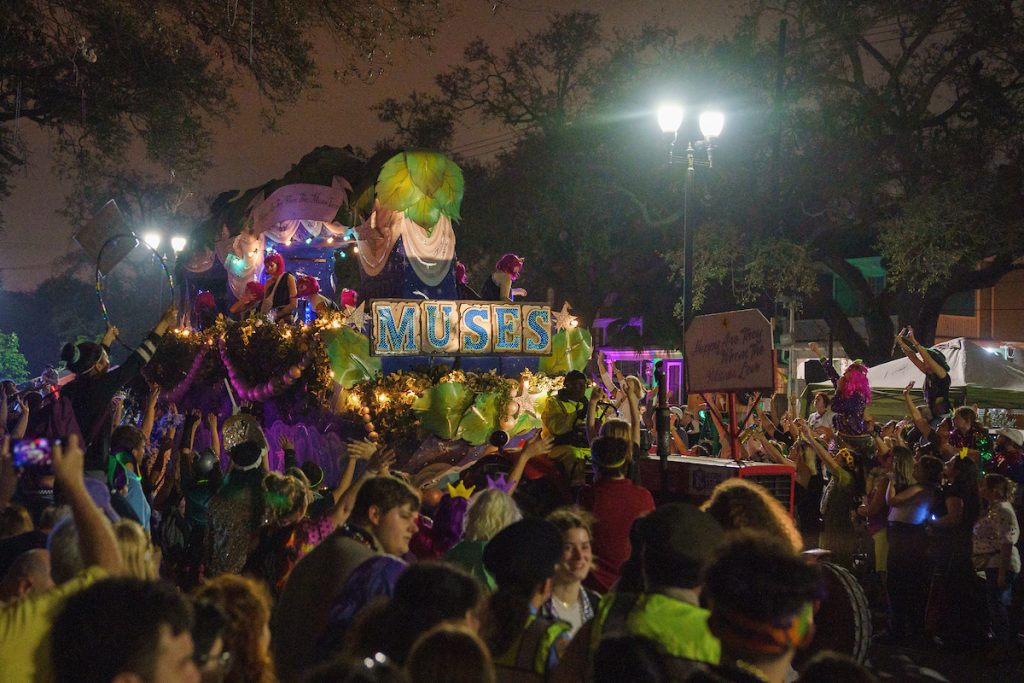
[494,613,571,677]
[591,592,721,665]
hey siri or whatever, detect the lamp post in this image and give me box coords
[655,105,724,475]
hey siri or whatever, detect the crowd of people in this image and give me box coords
[0,309,1021,682]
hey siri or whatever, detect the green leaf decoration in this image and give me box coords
[457,391,502,445]
[412,382,473,440]
[375,151,464,232]
[322,326,381,389]
[405,195,442,231]
[538,329,594,375]
[510,410,542,436]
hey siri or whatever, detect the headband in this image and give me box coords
[712,602,816,656]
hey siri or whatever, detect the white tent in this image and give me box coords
[807,338,1024,417]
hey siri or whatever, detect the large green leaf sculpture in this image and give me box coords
[539,328,594,375]
[412,382,473,440]
[457,392,502,445]
[375,151,464,233]
[322,327,381,389]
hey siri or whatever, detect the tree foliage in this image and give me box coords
[0,0,449,226]
[0,331,30,382]
[385,3,1024,361]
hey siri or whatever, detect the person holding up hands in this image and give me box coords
[895,326,952,425]
[59,304,178,472]
[797,418,858,566]
[0,434,123,683]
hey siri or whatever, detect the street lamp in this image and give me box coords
[656,104,725,472]
[171,236,188,253]
[142,231,162,250]
[657,104,725,333]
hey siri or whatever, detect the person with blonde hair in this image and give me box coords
[406,623,496,683]
[541,508,600,637]
[444,488,522,590]
[195,574,277,683]
[973,473,1020,647]
[701,478,802,554]
[113,519,159,580]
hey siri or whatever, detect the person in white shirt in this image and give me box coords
[807,392,834,431]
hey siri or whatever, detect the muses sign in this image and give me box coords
[685,309,775,393]
[370,300,552,356]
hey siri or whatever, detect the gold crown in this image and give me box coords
[447,481,476,500]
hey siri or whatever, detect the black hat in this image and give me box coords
[60,341,103,375]
[483,519,563,589]
[639,503,724,589]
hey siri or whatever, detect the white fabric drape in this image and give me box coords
[355,212,455,286]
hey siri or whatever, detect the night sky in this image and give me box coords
[1,1,740,291]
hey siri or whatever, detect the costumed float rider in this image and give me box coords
[229,281,265,319]
[295,274,339,319]
[454,261,480,300]
[809,342,876,466]
[480,253,527,302]
[260,252,298,322]
[59,305,177,476]
[542,371,592,488]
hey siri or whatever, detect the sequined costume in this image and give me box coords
[203,468,265,576]
[821,362,869,437]
[949,427,994,470]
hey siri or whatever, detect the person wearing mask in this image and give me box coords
[577,436,655,592]
[0,434,123,683]
[541,508,600,638]
[272,475,420,683]
[482,518,572,682]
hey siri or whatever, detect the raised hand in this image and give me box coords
[809,341,821,357]
[520,432,554,461]
[278,434,294,451]
[347,438,378,461]
[52,434,86,487]
[367,446,396,475]
[102,324,119,347]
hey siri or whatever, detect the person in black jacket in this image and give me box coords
[59,305,176,471]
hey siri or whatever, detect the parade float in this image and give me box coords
[143,148,593,484]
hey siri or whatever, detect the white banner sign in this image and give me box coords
[250,178,351,235]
